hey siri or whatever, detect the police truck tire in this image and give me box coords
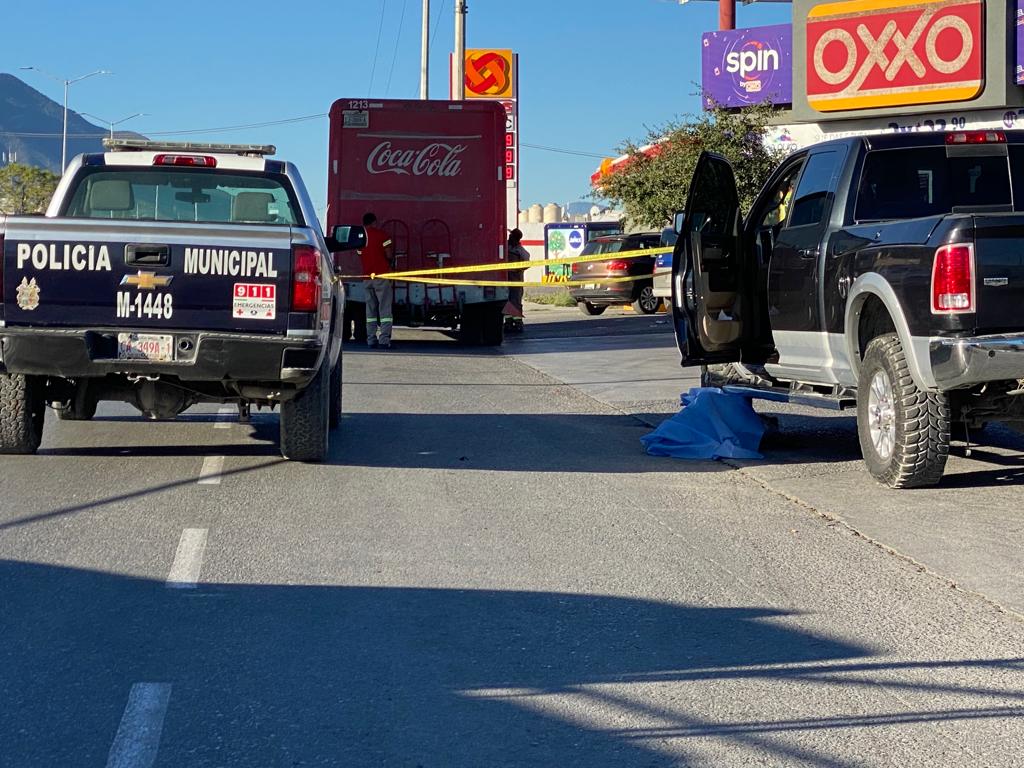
[279,362,330,462]
[0,373,45,454]
[857,334,949,489]
[329,353,343,430]
[578,302,606,316]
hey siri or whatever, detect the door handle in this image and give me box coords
[125,244,170,267]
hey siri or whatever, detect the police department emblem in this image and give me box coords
[16,277,40,311]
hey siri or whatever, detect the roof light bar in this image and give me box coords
[103,138,276,157]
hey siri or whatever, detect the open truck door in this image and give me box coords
[671,152,745,366]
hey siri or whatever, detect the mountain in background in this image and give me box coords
[0,73,145,171]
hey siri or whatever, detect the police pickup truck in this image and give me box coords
[0,140,343,461]
[673,130,1024,488]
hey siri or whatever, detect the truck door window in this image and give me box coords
[787,150,843,228]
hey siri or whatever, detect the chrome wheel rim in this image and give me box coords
[868,369,896,461]
[639,287,658,312]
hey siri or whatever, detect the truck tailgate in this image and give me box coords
[3,218,294,334]
[972,215,1024,333]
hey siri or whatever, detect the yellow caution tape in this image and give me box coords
[335,245,674,281]
[389,273,654,288]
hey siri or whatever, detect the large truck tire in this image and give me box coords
[480,303,505,346]
[0,373,45,454]
[578,302,606,316]
[279,362,330,462]
[857,334,949,488]
[328,352,343,430]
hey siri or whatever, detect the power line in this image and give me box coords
[385,0,408,96]
[368,0,388,96]
[521,143,611,159]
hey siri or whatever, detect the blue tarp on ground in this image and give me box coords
[641,387,765,460]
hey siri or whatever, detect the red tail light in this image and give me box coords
[945,131,1005,145]
[606,259,629,271]
[292,246,322,312]
[153,154,217,167]
[932,243,974,314]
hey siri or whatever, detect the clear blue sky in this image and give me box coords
[5,0,792,219]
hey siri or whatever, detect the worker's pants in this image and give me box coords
[363,278,393,346]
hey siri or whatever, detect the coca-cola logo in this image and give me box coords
[366,141,466,177]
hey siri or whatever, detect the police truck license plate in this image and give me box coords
[117,333,174,361]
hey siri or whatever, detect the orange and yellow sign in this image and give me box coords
[464,49,515,99]
[806,0,984,112]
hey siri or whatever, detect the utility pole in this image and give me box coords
[453,0,467,99]
[420,0,430,99]
[719,0,735,30]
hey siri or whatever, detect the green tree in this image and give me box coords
[0,163,61,214]
[595,102,786,229]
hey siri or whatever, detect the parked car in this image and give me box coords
[569,232,662,315]
[652,226,677,303]
[673,130,1024,488]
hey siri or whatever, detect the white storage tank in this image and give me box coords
[543,203,562,223]
[527,204,543,223]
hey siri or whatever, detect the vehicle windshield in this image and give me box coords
[63,167,302,226]
[580,240,626,256]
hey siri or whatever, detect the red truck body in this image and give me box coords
[327,98,508,340]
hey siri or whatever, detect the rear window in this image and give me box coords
[63,167,302,226]
[854,147,1013,221]
[581,240,626,255]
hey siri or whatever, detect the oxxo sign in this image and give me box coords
[806,0,984,113]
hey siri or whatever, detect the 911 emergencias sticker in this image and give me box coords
[233,283,276,320]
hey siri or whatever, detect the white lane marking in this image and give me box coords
[197,456,225,485]
[213,406,234,429]
[165,528,208,589]
[105,683,172,768]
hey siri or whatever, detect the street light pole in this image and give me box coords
[19,67,112,171]
[453,0,467,99]
[420,0,430,99]
[80,112,148,140]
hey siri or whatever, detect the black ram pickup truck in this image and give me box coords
[0,140,344,462]
[673,130,1024,488]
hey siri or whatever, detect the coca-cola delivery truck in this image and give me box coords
[327,98,508,345]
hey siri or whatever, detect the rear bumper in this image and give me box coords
[930,333,1024,389]
[0,326,324,386]
[568,284,634,304]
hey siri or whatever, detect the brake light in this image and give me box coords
[931,243,974,313]
[153,154,217,167]
[292,246,322,312]
[606,259,630,271]
[945,131,1005,145]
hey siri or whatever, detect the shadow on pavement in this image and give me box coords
[0,558,900,767]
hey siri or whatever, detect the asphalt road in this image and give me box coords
[2,308,1023,767]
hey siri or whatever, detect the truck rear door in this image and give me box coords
[3,218,295,334]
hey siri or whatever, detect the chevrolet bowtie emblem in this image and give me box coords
[121,271,173,290]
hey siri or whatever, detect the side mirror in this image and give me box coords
[672,211,686,234]
[328,225,366,252]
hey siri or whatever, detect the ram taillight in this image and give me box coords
[291,246,322,313]
[931,243,975,314]
[606,259,630,272]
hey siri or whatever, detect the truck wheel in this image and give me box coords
[329,353,343,430]
[632,284,659,314]
[857,334,949,488]
[480,304,505,346]
[0,373,45,454]
[578,302,606,316]
[279,361,329,462]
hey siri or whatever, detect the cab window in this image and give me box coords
[63,168,303,226]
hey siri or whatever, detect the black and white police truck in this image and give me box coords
[674,130,1024,488]
[0,139,344,461]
